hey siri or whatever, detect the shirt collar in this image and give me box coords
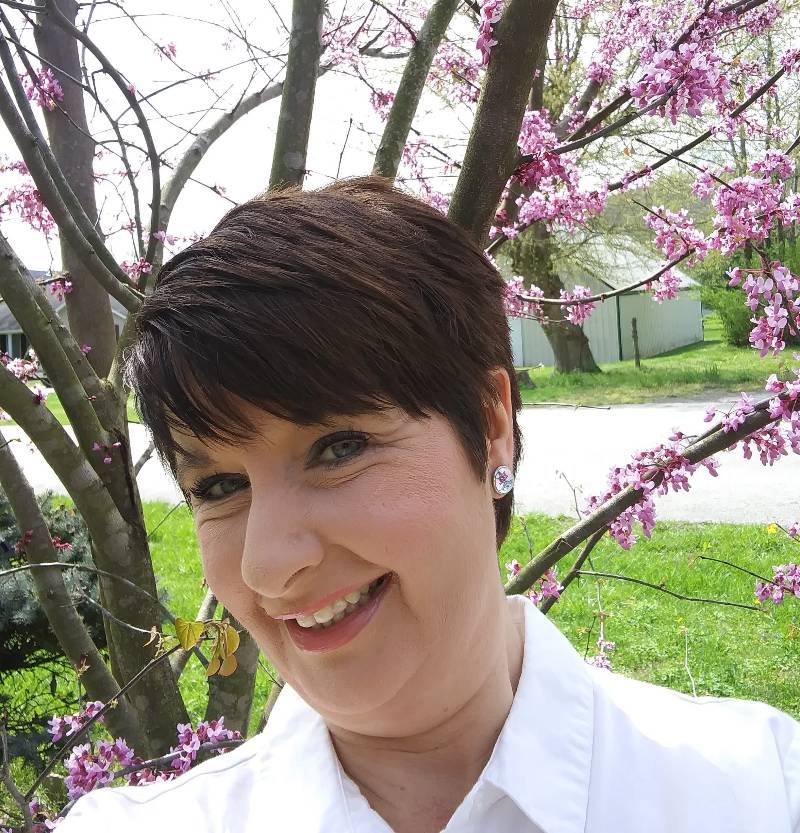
[257,595,595,833]
[480,595,595,833]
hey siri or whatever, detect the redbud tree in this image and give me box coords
[0,0,798,829]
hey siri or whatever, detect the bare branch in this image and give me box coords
[372,0,459,179]
[269,0,324,188]
[134,439,155,476]
[539,528,607,614]
[575,570,763,611]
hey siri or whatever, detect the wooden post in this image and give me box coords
[631,317,641,370]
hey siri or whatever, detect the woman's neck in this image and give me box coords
[329,601,525,833]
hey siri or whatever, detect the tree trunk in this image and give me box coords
[204,610,259,735]
[269,0,324,188]
[509,223,600,373]
[448,0,559,245]
[372,0,460,179]
[34,0,117,376]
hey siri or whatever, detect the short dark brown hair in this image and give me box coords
[126,176,522,546]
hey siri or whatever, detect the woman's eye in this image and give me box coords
[316,434,368,466]
[189,474,249,502]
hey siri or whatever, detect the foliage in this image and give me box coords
[0,490,104,771]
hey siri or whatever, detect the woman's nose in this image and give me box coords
[239,485,325,599]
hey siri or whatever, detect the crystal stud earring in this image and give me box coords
[492,465,514,496]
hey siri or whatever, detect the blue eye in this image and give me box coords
[315,432,368,466]
[188,474,249,502]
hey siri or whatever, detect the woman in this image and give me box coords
[62,177,800,833]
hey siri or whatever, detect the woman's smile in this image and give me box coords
[280,573,393,653]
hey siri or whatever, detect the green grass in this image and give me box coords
[146,501,800,722]
[0,392,139,426]
[502,514,800,718]
[5,502,800,814]
[519,315,793,406]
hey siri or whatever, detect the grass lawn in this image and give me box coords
[0,392,139,427]
[6,501,800,812]
[143,502,800,723]
[519,315,794,406]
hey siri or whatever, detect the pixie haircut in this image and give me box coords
[126,176,522,546]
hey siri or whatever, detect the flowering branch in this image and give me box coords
[372,0,459,178]
[0,430,145,749]
[449,0,560,243]
[505,392,797,597]
[0,20,140,301]
[24,642,185,804]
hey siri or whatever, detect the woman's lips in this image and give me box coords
[283,575,391,653]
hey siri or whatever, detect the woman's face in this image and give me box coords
[173,375,514,736]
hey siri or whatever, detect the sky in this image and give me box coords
[0,0,473,270]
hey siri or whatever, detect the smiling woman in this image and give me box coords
[56,177,800,833]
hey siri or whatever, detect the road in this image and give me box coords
[3,392,798,523]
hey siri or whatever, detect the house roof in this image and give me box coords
[558,243,697,293]
[0,270,129,334]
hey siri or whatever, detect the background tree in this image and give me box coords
[0,0,798,828]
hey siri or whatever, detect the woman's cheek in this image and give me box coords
[195,512,248,591]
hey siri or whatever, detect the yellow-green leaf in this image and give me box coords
[220,653,238,677]
[223,625,240,657]
[175,618,205,651]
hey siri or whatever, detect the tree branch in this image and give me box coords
[575,570,763,611]
[0,12,131,288]
[0,234,115,458]
[0,73,142,312]
[43,0,162,266]
[269,0,323,188]
[505,394,796,596]
[0,429,145,748]
[448,0,560,245]
[372,0,459,179]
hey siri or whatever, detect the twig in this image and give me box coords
[540,528,606,614]
[683,627,697,697]
[134,439,156,476]
[1,710,34,833]
[25,643,184,803]
[575,570,762,611]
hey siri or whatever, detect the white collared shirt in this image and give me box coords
[60,595,800,832]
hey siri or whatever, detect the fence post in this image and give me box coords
[631,317,641,370]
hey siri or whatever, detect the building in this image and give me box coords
[505,246,703,368]
[0,271,128,358]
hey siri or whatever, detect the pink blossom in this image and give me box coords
[20,67,63,111]
[630,42,730,125]
[506,559,562,607]
[779,49,800,75]
[561,285,596,327]
[157,42,177,59]
[476,0,504,66]
[369,89,395,120]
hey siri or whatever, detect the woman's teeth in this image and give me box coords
[294,577,385,629]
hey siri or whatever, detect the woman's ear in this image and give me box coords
[485,366,515,475]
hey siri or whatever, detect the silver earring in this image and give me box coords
[492,465,514,496]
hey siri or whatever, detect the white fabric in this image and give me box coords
[59,595,800,832]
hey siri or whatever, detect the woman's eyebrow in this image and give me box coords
[174,446,214,481]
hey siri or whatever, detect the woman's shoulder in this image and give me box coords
[55,728,271,832]
[586,665,800,823]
